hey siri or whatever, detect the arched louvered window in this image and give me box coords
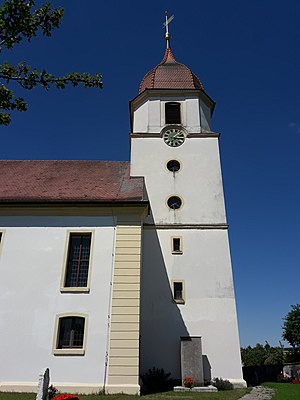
[165,102,181,124]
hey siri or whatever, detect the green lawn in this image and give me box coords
[0,389,250,400]
[263,382,300,400]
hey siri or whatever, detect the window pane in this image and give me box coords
[167,160,180,173]
[173,238,181,252]
[65,234,91,287]
[165,102,181,124]
[174,282,183,300]
[58,317,85,348]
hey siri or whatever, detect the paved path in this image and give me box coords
[240,386,276,400]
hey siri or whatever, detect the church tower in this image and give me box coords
[130,23,246,387]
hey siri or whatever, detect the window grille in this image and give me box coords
[65,233,91,287]
[57,316,85,348]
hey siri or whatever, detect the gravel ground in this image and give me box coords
[240,386,276,400]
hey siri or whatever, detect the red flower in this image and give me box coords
[291,379,300,384]
[183,376,194,388]
[54,394,80,400]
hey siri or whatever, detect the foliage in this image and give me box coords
[140,367,173,394]
[282,304,300,350]
[212,378,233,391]
[263,382,300,400]
[284,348,300,363]
[48,385,58,399]
[0,0,102,125]
[241,343,284,367]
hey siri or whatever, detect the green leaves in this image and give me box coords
[0,61,103,90]
[282,304,300,349]
[0,84,26,125]
[0,1,103,125]
[0,0,64,51]
[241,343,284,367]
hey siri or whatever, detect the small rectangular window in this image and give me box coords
[165,102,181,124]
[173,281,185,304]
[65,233,91,288]
[172,237,182,254]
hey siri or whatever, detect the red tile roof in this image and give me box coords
[0,160,146,203]
[139,48,203,93]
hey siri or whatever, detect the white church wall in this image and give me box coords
[199,100,212,132]
[131,137,227,225]
[140,228,244,383]
[133,101,149,133]
[0,214,116,392]
[132,94,211,134]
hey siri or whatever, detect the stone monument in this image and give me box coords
[180,336,204,386]
[36,367,50,400]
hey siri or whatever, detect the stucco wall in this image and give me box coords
[140,228,243,382]
[132,95,212,134]
[0,214,115,391]
[131,137,226,225]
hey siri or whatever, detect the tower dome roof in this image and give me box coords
[139,47,203,94]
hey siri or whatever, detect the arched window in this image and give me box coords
[165,102,181,124]
[57,316,85,349]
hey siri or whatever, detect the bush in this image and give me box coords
[141,367,173,394]
[212,377,233,391]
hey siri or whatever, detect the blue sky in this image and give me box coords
[1,0,300,348]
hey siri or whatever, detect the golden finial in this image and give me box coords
[163,11,174,49]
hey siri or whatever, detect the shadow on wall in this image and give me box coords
[203,355,212,383]
[139,227,189,380]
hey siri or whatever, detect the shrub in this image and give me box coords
[212,377,233,391]
[141,367,172,394]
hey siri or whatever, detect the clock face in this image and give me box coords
[163,128,185,147]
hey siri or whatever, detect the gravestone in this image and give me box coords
[36,367,50,400]
[181,336,204,387]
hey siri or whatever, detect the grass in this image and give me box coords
[263,382,300,400]
[0,389,250,400]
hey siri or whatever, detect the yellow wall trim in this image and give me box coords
[107,214,143,393]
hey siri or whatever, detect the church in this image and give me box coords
[0,24,246,394]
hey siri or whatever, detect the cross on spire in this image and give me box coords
[163,11,174,49]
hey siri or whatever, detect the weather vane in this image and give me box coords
[163,11,174,49]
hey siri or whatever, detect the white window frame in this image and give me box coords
[171,236,183,254]
[53,313,88,356]
[60,230,95,293]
